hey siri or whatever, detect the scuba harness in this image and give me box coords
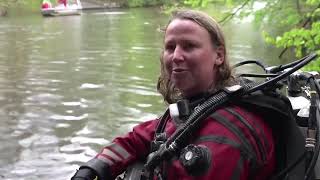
[120,53,320,180]
[71,53,319,180]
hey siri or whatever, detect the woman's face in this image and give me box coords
[163,19,224,97]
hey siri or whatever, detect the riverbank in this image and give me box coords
[0,0,124,17]
[81,0,124,9]
[80,0,123,10]
[0,0,165,16]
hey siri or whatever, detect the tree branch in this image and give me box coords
[218,0,251,25]
[279,2,320,58]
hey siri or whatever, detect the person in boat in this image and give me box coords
[71,9,276,180]
[41,0,52,9]
[58,0,67,7]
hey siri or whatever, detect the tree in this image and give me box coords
[170,0,320,71]
[250,0,320,71]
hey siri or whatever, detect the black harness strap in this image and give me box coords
[155,109,170,134]
[231,156,244,180]
[210,111,261,171]
[236,92,306,179]
[148,109,170,180]
[225,107,267,162]
[195,135,253,179]
[195,135,254,161]
[210,112,257,158]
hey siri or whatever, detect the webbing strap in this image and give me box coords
[225,107,267,162]
[231,156,244,180]
[155,109,170,134]
[210,112,260,171]
[210,112,256,158]
[195,135,254,160]
[195,135,252,179]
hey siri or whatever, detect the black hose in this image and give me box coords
[238,73,278,78]
[166,89,231,145]
[268,55,313,73]
[246,53,318,94]
[232,60,267,72]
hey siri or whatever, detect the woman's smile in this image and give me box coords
[172,67,188,73]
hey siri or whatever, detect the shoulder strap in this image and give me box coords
[149,109,170,153]
[155,109,170,134]
[225,107,268,161]
[236,91,306,180]
[209,110,263,174]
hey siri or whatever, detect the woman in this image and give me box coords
[58,0,67,7]
[71,9,276,180]
[41,0,52,9]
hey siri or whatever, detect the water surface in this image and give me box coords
[0,7,283,179]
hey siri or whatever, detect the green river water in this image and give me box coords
[0,7,285,179]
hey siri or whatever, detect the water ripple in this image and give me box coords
[79,83,105,89]
[70,136,109,145]
[50,113,89,121]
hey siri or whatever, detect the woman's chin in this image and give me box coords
[177,87,197,97]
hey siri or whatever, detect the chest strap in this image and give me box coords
[209,109,267,172]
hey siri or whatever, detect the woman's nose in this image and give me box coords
[173,46,185,61]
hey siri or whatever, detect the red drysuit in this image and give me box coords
[58,0,67,6]
[89,105,275,179]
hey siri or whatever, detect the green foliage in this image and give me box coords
[127,0,145,7]
[0,0,40,10]
[161,0,227,12]
[268,22,320,57]
[127,0,167,7]
[307,0,320,5]
[183,0,211,8]
[258,0,320,70]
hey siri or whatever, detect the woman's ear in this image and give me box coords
[214,46,225,65]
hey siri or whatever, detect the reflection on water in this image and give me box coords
[0,7,283,180]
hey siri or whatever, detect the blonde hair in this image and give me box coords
[157,9,234,104]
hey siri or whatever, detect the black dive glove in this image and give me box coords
[72,159,112,180]
[71,167,97,180]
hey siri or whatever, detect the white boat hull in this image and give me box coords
[41,0,82,17]
[41,8,81,17]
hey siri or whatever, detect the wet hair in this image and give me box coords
[157,9,234,104]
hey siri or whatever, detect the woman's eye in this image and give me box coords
[165,44,175,52]
[183,43,196,50]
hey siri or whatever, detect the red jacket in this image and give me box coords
[58,0,67,6]
[93,105,275,179]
